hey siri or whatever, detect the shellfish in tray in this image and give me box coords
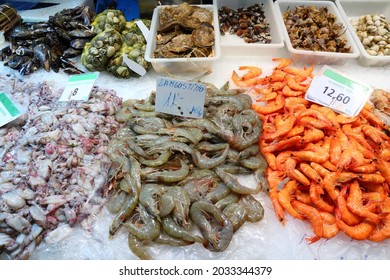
[154,2,216,59]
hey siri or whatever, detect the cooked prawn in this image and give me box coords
[272,57,292,69]
[291,200,323,241]
[278,180,305,220]
[238,66,262,80]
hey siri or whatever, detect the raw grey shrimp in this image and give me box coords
[146,141,194,156]
[215,193,240,210]
[196,141,229,152]
[239,194,265,223]
[222,202,247,232]
[174,118,220,135]
[139,184,165,220]
[157,127,202,145]
[255,168,270,194]
[143,158,190,183]
[153,231,194,247]
[216,164,253,175]
[138,150,172,167]
[127,232,153,260]
[182,176,214,202]
[168,186,191,229]
[158,191,175,218]
[124,204,161,241]
[106,188,128,214]
[204,182,231,203]
[215,167,261,195]
[161,215,203,244]
[238,144,260,160]
[191,145,230,169]
[239,156,267,170]
[109,181,139,238]
[190,200,234,252]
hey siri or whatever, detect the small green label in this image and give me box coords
[68,72,99,82]
[323,69,369,93]
[0,92,20,117]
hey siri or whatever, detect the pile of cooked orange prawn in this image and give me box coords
[231,58,390,243]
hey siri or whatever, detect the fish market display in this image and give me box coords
[0,76,122,259]
[154,2,216,58]
[106,86,266,259]
[218,3,271,44]
[230,58,390,243]
[0,5,95,75]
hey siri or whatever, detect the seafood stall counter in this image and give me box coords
[1,1,390,261]
[1,50,390,260]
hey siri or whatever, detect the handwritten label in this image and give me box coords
[0,92,24,127]
[305,66,372,117]
[59,72,99,102]
[155,77,206,118]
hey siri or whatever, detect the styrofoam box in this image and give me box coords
[214,0,284,56]
[274,0,360,65]
[145,5,221,77]
[336,0,390,67]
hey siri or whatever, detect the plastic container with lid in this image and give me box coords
[336,0,390,67]
[214,0,284,56]
[144,4,221,78]
[274,0,360,65]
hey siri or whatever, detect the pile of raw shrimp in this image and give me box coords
[231,58,390,243]
[106,88,267,259]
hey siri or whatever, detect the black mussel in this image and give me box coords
[68,29,96,38]
[5,55,30,69]
[15,46,34,57]
[33,43,51,71]
[70,38,89,50]
[19,57,40,75]
[62,47,82,58]
[0,46,12,61]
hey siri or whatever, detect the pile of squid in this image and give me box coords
[231,58,390,243]
[0,77,122,259]
[106,85,267,259]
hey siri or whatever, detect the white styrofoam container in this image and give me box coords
[214,0,284,56]
[145,5,221,77]
[274,0,360,65]
[336,0,390,67]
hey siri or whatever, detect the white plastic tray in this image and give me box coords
[336,0,390,67]
[145,4,221,78]
[214,0,285,56]
[274,0,360,65]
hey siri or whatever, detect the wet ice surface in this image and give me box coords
[2,53,390,260]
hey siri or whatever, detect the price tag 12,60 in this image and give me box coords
[155,77,206,118]
[0,91,25,127]
[305,66,373,117]
[59,72,99,102]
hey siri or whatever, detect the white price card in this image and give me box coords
[59,72,99,102]
[155,77,206,118]
[0,92,25,127]
[305,66,373,117]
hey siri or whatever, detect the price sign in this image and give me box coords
[305,66,372,117]
[0,92,25,127]
[155,77,206,118]
[59,72,99,102]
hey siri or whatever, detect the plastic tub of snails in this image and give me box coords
[214,0,284,56]
[274,0,360,65]
[144,3,221,78]
[336,0,390,67]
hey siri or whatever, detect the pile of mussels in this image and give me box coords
[0,5,95,75]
